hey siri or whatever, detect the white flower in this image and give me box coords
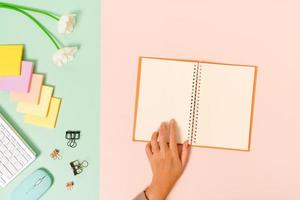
[52,47,78,66]
[57,14,76,34]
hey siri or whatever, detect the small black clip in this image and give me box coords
[65,130,81,148]
[70,160,88,176]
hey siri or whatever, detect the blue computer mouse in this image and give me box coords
[11,168,53,200]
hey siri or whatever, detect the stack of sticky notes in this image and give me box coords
[0,44,62,128]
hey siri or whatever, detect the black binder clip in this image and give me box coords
[70,160,88,176]
[65,130,80,148]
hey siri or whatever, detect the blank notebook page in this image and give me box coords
[134,58,256,151]
[134,58,196,143]
[195,63,255,150]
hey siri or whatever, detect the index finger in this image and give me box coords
[169,119,179,153]
[158,122,169,152]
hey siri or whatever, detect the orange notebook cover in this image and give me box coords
[133,57,257,151]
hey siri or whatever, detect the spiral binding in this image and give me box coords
[187,63,202,144]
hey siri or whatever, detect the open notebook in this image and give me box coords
[133,57,257,151]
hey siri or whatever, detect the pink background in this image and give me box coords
[100,0,300,199]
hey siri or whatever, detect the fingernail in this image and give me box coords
[170,119,175,124]
[184,140,191,147]
[184,140,188,146]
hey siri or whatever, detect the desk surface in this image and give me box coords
[0,0,100,199]
[100,0,300,199]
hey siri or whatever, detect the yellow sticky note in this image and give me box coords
[24,97,61,128]
[17,86,53,117]
[0,45,23,76]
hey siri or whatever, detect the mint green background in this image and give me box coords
[0,0,100,199]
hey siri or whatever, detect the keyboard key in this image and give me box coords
[8,136,15,144]
[24,152,33,161]
[6,143,15,151]
[18,148,26,156]
[3,150,12,158]
[16,154,27,166]
[0,156,8,164]
[9,156,17,164]
[0,125,4,132]
[5,172,12,179]
[0,163,12,179]
[2,137,9,145]
[3,129,10,137]
[14,162,22,170]
[0,151,4,158]
[0,131,4,139]
[5,162,17,175]
[0,177,6,186]
[12,149,20,157]
[0,144,6,152]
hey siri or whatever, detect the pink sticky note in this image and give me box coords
[0,61,33,92]
[10,74,44,104]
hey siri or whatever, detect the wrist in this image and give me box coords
[145,181,170,200]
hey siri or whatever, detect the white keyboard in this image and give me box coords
[0,113,36,187]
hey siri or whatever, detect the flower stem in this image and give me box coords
[0,5,60,49]
[0,2,59,20]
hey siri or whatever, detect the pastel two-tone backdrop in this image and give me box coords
[0,0,100,199]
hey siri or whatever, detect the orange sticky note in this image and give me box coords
[16,86,53,117]
[10,74,44,104]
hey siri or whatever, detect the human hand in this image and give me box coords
[145,119,191,200]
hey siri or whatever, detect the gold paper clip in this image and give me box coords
[66,181,74,190]
[50,149,63,160]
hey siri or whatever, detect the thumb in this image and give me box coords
[181,140,191,168]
